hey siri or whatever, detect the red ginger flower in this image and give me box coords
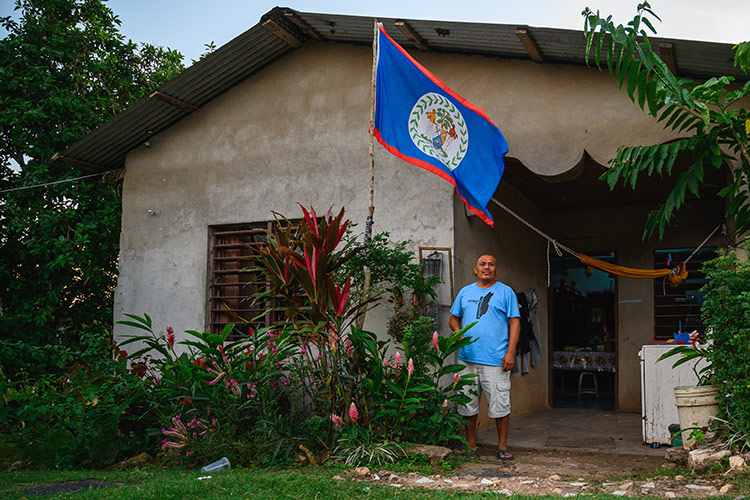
[166,326,175,348]
[407,358,414,377]
[432,331,439,350]
[349,402,359,422]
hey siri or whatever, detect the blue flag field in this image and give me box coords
[373,25,508,226]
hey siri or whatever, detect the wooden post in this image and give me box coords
[357,19,378,329]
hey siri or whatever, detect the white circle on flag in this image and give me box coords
[408,93,468,170]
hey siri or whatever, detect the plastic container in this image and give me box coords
[673,385,720,449]
[200,457,231,473]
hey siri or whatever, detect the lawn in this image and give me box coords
[1,467,519,500]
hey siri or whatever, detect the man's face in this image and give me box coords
[475,255,498,282]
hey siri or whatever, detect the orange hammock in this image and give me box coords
[578,254,687,287]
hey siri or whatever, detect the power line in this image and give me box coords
[0,172,106,194]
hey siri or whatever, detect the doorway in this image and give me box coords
[549,254,617,410]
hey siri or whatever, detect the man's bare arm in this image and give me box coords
[449,314,462,334]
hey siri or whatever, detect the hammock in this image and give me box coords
[489,197,721,288]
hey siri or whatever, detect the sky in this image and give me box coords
[1,0,748,64]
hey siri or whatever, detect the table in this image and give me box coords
[552,351,616,373]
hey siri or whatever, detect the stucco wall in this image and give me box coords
[114,42,455,343]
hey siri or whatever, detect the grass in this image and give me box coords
[0,467,518,500]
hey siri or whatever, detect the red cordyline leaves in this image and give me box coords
[250,205,360,338]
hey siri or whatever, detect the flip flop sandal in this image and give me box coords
[453,446,479,456]
[496,449,514,461]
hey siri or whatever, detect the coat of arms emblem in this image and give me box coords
[409,92,468,170]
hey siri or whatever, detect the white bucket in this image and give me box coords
[673,385,720,450]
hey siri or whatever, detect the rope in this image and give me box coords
[683,223,722,264]
[490,197,578,257]
[0,172,105,194]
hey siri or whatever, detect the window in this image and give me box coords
[208,222,284,336]
[653,247,717,340]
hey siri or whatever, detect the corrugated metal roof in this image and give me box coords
[57,7,745,173]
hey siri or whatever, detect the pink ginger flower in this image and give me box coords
[407,358,414,377]
[331,414,343,429]
[394,352,402,371]
[349,402,359,422]
[166,326,175,348]
[432,331,439,350]
[442,399,448,408]
[383,359,388,368]
[453,373,461,385]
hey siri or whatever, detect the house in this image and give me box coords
[54,7,740,422]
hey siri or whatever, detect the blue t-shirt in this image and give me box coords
[450,281,520,366]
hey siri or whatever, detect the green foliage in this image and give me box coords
[657,338,714,385]
[401,315,437,378]
[117,315,306,467]
[342,230,439,309]
[700,248,750,451]
[1,330,150,469]
[582,2,750,239]
[331,437,405,467]
[0,0,184,379]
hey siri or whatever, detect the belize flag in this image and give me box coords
[373,25,508,226]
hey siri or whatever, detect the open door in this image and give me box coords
[549,254,617,410]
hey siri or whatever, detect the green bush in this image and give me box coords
[1,329,150,469]
[701,248,750,450]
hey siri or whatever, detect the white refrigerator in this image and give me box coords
[639,344,704,445]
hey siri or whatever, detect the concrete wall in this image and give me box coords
[114,42,455,343]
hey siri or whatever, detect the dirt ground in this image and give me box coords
[343,447,739,497]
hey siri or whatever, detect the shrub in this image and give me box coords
[701,248,750,450]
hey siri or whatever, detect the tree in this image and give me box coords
[582,2,750,240]
[0,0,184,377]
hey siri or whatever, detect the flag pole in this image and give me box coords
[358,19,378,329]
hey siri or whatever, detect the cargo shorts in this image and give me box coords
[457,361,511,419]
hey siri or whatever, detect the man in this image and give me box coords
[449,254,520,460]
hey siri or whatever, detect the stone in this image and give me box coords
[372,474,380,481]
[619,482,633,490]
[443,478,454,484]
[570,482,587,487]
[332,475,344,480]
[415,477,435,484]
[405,444,452,463]
[686,484,714,490]
[640,482,655,489]
[548,474,561,481]
[114,452,151,469]
[498,488,514,495]
[613,491,627,496]
[720,484,734,494]
[665,492,677,498]
[730,456,747,471]
[688,447,732,471]
[520,480,535,485]
[353,467,370,476]
[552,488,563,494]
[665,447,689,464]
[563,493,576,497]
[602,483,618,487]
[674,475,684,481]
[480,478,494,485]
[391,484,402,488]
